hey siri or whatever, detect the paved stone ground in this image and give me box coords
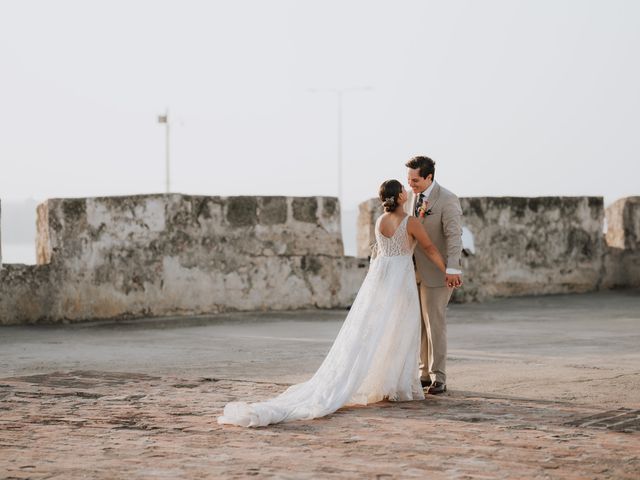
[1,290,639,479]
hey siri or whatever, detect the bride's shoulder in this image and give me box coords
[405,215,420,231]
[377,212,394,223]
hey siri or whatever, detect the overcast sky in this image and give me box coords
[1,0,639,212]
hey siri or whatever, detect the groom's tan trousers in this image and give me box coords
[418,283,453,384]
[407,181,463,386]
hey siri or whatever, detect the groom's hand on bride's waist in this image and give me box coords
[445,273,463,288]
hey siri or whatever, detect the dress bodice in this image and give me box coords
[375,215,415,257]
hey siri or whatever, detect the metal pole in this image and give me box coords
[308,86,371,210]
[337,91,343,203]
[165,109,170,194]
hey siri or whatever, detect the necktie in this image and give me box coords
[415,193,424,217]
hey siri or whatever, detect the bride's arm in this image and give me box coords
[407,217,446,272]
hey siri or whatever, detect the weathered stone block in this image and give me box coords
[292,197,317,223]
[258,197,287,225]
[606,197,640,250]
[62,198,87,224]
[0,263,54,323]
[226,196,258,227]
[603,197,640,289]
[36,201,51,265]
[454,196,605,301]
[322,197,338,218]
[356,199,382,258]
[601,248,640,289]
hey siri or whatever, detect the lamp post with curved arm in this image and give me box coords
[308,87,372,208]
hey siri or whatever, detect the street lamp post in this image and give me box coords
[157,109,170,193]
[309,87,372,207]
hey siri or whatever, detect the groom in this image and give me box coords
[405,156,463,395]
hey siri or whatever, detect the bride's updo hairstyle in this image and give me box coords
[379,179,403,212]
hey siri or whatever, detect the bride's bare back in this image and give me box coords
[377,211,408,238]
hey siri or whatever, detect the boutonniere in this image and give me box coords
[418,199,432,218]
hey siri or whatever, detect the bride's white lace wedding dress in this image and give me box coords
[218,214,424,427]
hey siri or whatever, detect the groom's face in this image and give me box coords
[407,168,432,194]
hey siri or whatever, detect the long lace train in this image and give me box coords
[218,215,423,427]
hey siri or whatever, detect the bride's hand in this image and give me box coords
[445,274,462,288]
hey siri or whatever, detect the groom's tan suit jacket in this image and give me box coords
[406,182,463,286]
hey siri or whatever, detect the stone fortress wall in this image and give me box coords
[358,196,640,302]
[0,195,368,325]
[1,194,638,325]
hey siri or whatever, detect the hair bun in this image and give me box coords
[378,179,403,213]
[382,196,397,212]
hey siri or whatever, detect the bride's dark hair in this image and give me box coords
[379,179,403,212]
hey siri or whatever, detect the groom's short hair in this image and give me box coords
[406,156,435,180]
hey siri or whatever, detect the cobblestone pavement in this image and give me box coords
[1,291,639,479]
[1,370,638,479]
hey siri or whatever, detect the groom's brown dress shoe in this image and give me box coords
[421,378,432,388]
[427,381,447,395]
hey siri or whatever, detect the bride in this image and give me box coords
[218,179,446,427]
